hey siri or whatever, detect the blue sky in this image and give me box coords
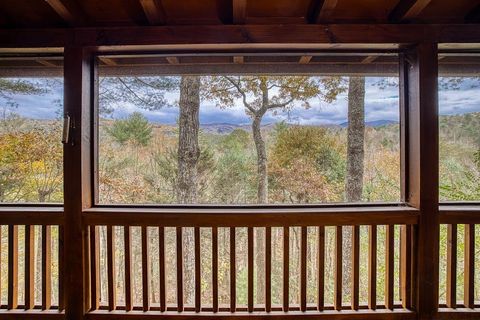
[1,77,479,125]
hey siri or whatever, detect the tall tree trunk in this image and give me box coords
[177,75,201,304]
[177,76,200,204]
[252,112,267,303]
[252,113,268,204]
[346,76,366,202]
[343,76,366,300]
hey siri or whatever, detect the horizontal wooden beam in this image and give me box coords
[85,309,417,319]
[45,0,87,26]
[0,311,64,320]
[2,63,480,78]
[83,206,419,227]
[1,24,480,48]
[0,207,64,225]
[439,205,480,224]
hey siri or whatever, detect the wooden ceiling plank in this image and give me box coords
[45,0,86,26]
[389,0,432,22]
[314,0,338,23]
[233,56,244,64]
[166,56,180,65]
[139,0,166,25]
[233,0,247,24]
[299,55,313,64]
[361,56,378,64]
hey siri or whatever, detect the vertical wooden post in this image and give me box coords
[402,43,439,319]
[7,225,18,310]
[24,225,35,310]
[64,45,93,320]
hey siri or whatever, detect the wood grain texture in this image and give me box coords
[318,226,325,311]
[7,225,18,309]
[446,224,457,308]
[334,226,342,311]
[464,224,475,309]
[283,227,290,312]
[107,226,116,311]
[265,227,272,313]
[369,225,377,310]
[230,227,236,312]
[24,225,35,310]
[212,227,219,313]
[351,225,360,311]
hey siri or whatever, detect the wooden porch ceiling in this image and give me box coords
[0,0,478,28]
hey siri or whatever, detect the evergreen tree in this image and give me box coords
[107,111,153,147]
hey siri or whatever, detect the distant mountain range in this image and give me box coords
[199,120,399,134]
[338,119,398,128]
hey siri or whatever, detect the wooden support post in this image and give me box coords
[8,225,18,310]
[42,225,52,310]
[64,46,93,320]
[446,224,457,308]
[402,43,439,319]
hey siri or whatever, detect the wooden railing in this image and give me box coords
[81,206,418,319]
[437,205,480,319]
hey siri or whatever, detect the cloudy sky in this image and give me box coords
[1,76,479,126]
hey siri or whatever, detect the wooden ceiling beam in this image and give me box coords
[44,0,87,26]
[232,0,247,24]
[312,0,338,23]
[139,0,166,25]
[2,24,480,48]
[388,0,432,22]
[299,55,313,64]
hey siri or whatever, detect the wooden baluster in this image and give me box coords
[42,225,52,310]
[247,227,254,313]
[334,226,342,311]
[283,227,290,312]
[230,227,236,312]
[300,226,307,312]
[352,226,360,311]
[385,225,395,310]
[89,226,100,311]
[25,225,35,310]
[141,226,150,311]
[107,225,116,311]
[446,224,457,308]
[58,225,65,311]
[159,227,166,312]
[194,227,201,313]
[400,225,412,309]
[464,224,475,309]
[8,225,18,309]
[125,226,132,312]
[176,227,184,312]
[212,227,219,313]
[265,227,272,313]
[368,225,377,310]
[0,226,2,305]
[318,226,325,311]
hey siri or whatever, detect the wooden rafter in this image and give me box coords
[98,56,117,66]
[36,59,57,67]
[299,55,313,64]
[312,0,338,23]
[166,56,180,65]
[139,0,165,25]
[389,0,432,22]
[45,0,86,26]
[233,56,244,64]
[361,56,378,64]
[232,0,247,24]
